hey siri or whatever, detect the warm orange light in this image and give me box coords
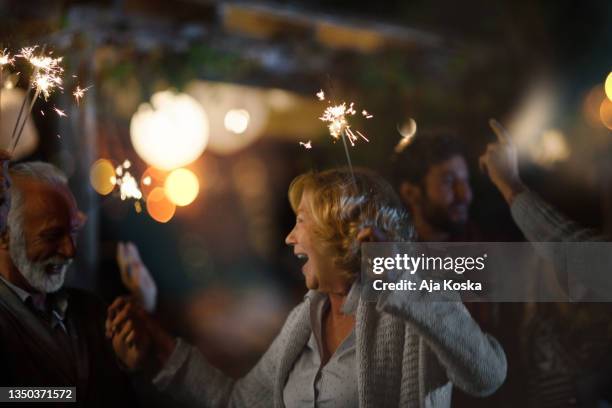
[146,187,176,223]
[600,98,612,130]
[583,86,606,127]
[140,167,167,197]
[605,72,612,101]
[89,159,115,195]
[164,168,199,207]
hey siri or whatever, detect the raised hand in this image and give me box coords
[117,242,157,312]
[479,119,526,204]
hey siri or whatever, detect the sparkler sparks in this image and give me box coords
[299,140,312,149]
[18,46,37,61]
[73,85,91,105]
[32,69,63,100]
[0,49,14,67]
[19,46,64,100]
[319,102,370,146]
[110,160,143,201]
[29,55,63,72]
[3,46,68,153]
[316,88,373,147]
[53,107,66,117]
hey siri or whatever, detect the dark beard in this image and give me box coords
[421,196,468,235]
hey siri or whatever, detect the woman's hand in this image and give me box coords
[117,242,158,312]
[479,119,526,204]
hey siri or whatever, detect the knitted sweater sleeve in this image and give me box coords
[152,303,305,407]
[510,190,605,243]
[378,285,507,397]
[510,190,608,296]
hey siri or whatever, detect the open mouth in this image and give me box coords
[295,253,309,267]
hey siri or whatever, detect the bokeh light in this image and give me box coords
[583,85,606,127]
[140,166,167,197]
[164,168,200,206]
[533,129,570,167]
[600,98,612,131]
[186,81,268,155]
[89,159,115,195]
[605,72,612,102]
[130,90,209,170]
[146,187,176,223]
[224,109,250,134]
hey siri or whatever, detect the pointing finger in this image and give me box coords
[489,118,510,144]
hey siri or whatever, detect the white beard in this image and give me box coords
[8,232,72,293]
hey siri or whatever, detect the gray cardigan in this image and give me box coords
[153,285,507,407]
[510,190,609,299]
[510,190,605,242]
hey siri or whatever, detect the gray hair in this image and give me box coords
[8,162,69,236]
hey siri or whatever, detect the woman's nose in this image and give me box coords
[285,227,296,245]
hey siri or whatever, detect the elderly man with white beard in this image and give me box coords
[0,162,138,407]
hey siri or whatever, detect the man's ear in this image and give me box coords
[0,227,10,250]
[399,181,421,210]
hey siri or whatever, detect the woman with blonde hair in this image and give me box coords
[107,167,506,408]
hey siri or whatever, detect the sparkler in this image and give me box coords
[11,46,64,153]
[110,160,143,201]
[319,102,370,146]
[316,88,374,198]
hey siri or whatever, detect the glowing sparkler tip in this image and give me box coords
[316,89,325,101]
[316,88,372,147]
[0,49,14,66]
